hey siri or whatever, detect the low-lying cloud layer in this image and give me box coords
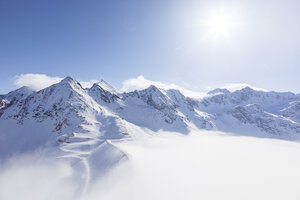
[112,132,300,200]
[1,131,300,200]
[0,153,76,200]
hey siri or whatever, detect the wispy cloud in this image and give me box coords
[222,83,267,91]
[13,74,99,91]
[14,74,62,91]
[121,76,268,98]
[13,74,267,96]
[121,76,206,98]
[206,83,268,92]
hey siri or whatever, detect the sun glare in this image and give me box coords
[202,7,238,41]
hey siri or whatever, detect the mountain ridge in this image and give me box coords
[1,76,300,191]
[1,76,300,138]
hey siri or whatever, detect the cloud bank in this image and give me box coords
[0,153,76,200]
[96,131,300,200]
[1,131,300,200]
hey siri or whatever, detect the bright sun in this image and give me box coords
[203,7,238,40]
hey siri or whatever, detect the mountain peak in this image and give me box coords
[61,76,76,84]
[96,80,117,94]
[57,76,84,90]
[1,86,34,102]
[239,86,254,92]
[7,86,34,96]
[143,85,161,93]
[208,88,230,95]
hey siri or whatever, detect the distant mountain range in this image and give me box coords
[1,76,300,190]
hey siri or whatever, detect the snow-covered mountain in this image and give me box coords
[280,101,300,121]
[1,76,300,191]
[1,77,300,150]
[200,87,300,137]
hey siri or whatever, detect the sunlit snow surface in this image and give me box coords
[1,131,300,200]
[1,78,300,200]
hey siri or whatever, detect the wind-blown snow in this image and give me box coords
[1,76,300,200]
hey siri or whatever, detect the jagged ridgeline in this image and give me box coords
[1,76,300,156]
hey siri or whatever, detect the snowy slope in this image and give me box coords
[1,76,300,192]
[200,86,298,113]
[1,77,300,151]
[88,84,215,133]
[280,101,300,121]
[0,77,137,191]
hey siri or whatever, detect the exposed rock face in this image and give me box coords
[201,86,297,111]
[228,104,300,136]
[1,77,300,194]
[1,76,300,145]
[0,77,101,135]
[88,83,120,103]
[280,101,300,121]
[123,85,176,110]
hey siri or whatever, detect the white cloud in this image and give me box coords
[0,153,76,200]
[13,74,267,97]
[106,131,300,200]
[13,74,100,91]
[120,76,268,98]
[121,76,206,98]
[221,83,267,92]
[2,131,300,200]
[204,83,268,93]
[14,74,62,91]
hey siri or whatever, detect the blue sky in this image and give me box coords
[0,0,299,94]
